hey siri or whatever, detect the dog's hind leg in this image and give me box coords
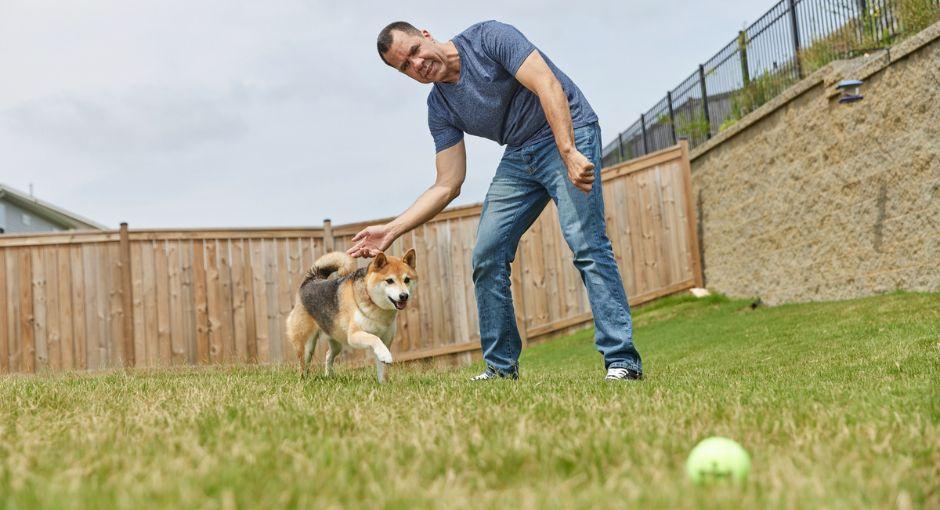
[325,338,342,377]
[286,302,320,379]
[302,334,319,379]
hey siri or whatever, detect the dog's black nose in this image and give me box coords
[399,293,409,301]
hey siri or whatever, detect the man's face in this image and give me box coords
[383,29,448,84]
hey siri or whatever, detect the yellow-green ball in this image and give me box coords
[686,437,751,486]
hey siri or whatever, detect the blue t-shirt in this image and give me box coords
[427,21,597,153]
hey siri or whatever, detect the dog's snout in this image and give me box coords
[399,293,409,301]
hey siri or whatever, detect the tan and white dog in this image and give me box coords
[286,249,416,382]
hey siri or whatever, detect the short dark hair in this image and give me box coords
[377,21,420,66]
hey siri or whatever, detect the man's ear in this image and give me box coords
[370,252,387,271]
[403,248,416,269]
[422,29,433,41]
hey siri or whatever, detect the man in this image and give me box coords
[347,20,642,381]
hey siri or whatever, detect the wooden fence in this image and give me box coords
[0,142,701,374]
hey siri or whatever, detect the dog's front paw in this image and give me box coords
[376,348,393,364]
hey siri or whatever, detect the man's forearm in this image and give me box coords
[387,184,458,237]
[537,78,576,156]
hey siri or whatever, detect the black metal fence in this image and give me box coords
[602,0,940,166]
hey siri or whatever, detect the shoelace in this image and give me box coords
[605,367,630,379]
[471,369,497,380]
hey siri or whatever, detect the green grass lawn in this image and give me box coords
[1,292,937,509]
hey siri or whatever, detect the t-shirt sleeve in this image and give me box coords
[427,95,464,153]
[479,21,537,76]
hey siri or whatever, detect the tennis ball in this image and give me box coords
[685,436,750,486]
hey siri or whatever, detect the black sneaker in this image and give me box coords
[605,367,643,381]
[470,366,519,381]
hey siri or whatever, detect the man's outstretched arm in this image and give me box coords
[347,139,466,258]
[514,50,595,193]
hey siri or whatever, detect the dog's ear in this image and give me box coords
[403,248,416,269]
[370,252,387,271]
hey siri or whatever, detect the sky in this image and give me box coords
[1,0,772,229]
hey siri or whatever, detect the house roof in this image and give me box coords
[0,184,106,230]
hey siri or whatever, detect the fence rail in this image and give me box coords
[1,143,701,374]
[602,0,940,166]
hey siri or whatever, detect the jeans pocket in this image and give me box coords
[573,124,599,161]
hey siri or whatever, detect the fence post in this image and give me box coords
[678,140,704,288]
[738,30,750,86]
[787,0,803,79]
[119,222,135,367]
[855,0,870,42]
[667,91,677,145]
[698,64,712,140]
[640,114,649,155]
[323,218,335,252]
[617,132,625,162]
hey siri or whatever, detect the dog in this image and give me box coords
[286,249,416,382]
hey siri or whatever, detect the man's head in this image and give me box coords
[376,21,452,84]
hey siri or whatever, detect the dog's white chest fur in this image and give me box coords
[353,310,395,342]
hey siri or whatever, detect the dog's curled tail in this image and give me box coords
[302,251,355,285]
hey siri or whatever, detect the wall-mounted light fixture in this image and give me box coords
[836,79,864,104]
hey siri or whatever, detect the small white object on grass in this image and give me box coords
[690,288,711,298]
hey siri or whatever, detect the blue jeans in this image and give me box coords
[471,122,643,376]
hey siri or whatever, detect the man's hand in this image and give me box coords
[347,224,396,258]
[563,148,595,193]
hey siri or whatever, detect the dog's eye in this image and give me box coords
[403,277,411,284]
[386,278,394,284]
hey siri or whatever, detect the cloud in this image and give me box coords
[4,86,249,154]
